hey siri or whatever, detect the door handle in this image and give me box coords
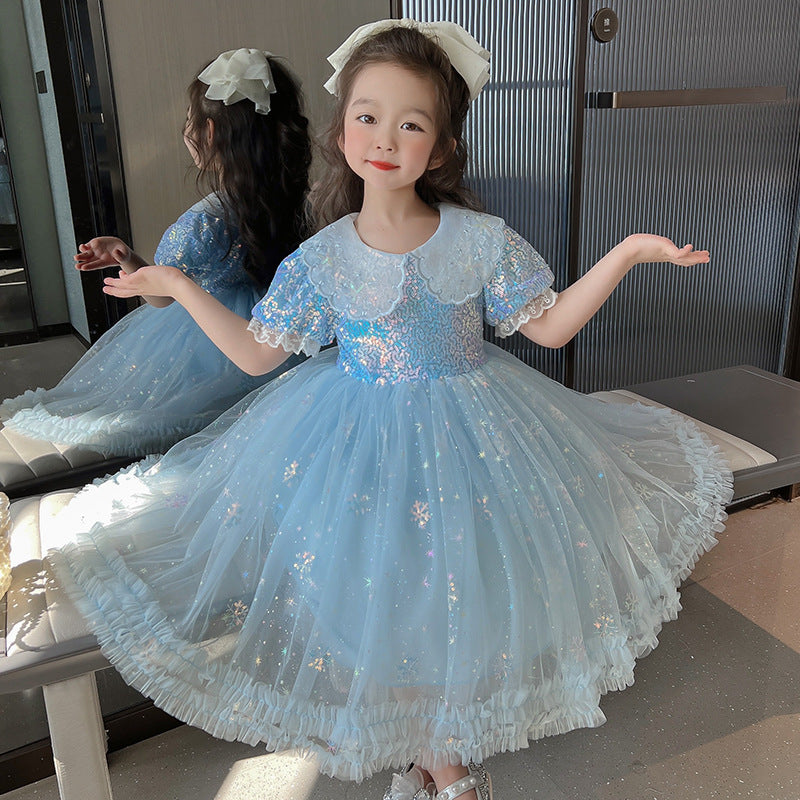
[586,86,787,109]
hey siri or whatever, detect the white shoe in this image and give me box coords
[383,763,437,800]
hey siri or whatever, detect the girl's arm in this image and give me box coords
[103,265,291,375]
[519,234,709,348]
[75,237,174,308]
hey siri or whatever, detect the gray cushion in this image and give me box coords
[0,426,106,486]
[0,425,134,500]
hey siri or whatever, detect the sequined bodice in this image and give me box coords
[249,204,556,386]
[335,256,487,384]
[154,195,253,294]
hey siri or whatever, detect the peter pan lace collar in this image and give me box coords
[299,204,506,321]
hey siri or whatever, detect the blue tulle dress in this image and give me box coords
[0,195,300,457]
[47,204,732,781]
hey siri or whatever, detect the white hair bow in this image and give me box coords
[198,48,276,115]
[324,18,490,102]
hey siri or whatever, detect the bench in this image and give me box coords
[0,424,134,500]
[592,365,800,501]
[1,490,112,800]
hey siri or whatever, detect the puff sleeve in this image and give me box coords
[247,249,338,357]
[483,227,558,337]
[154,209,233,280]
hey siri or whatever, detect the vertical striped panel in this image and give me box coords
[402,0,576,382]
[576,0,800,391]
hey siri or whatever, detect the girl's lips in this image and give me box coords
[368,160,399,171]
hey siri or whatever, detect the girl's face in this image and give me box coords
[183,109,213,169]
[339,63,441,195]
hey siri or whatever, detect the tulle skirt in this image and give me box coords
[0,288,300,457]
[48,344,732,780]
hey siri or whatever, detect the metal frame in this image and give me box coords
[563,0,590,389]
[40,0,132,343]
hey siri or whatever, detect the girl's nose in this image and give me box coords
[374,127,396,152]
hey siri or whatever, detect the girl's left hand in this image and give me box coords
[624,234,710,267]
[103,265,184,298]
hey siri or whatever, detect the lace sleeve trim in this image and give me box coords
[246,318,321,357]
[494,288,558,337]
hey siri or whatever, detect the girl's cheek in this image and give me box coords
[411,137,437,163]
[345,124,369,149]
[341,126,370,167]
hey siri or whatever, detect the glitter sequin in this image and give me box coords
[410,500,431,528]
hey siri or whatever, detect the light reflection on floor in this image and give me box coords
[215,749,321,800]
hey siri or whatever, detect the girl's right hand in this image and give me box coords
[74,237,131,271]
[103,265,186,300]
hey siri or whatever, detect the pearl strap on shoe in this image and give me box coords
[437,762,493,800]
[436,774,479,800]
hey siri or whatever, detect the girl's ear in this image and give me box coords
[428,137,456,170]
[337,132,345,153]
[205,118,215,147]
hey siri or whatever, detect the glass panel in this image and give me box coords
[63,0,130,243]
[61,0,131,334]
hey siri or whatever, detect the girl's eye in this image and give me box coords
[401,122,423,132]
[356,114,375,124]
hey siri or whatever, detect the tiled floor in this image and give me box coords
[5,495,799,799]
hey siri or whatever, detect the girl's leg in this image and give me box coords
[416,765,433,785]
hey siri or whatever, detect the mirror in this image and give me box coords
[0,113,36,337]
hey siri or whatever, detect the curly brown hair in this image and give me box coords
[185,56,312,290]
[309,26,482,230]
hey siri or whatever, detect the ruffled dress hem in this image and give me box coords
[2,394,188,458]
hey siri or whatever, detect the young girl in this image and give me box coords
[0,48,311,459]
[35,21,731,800]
